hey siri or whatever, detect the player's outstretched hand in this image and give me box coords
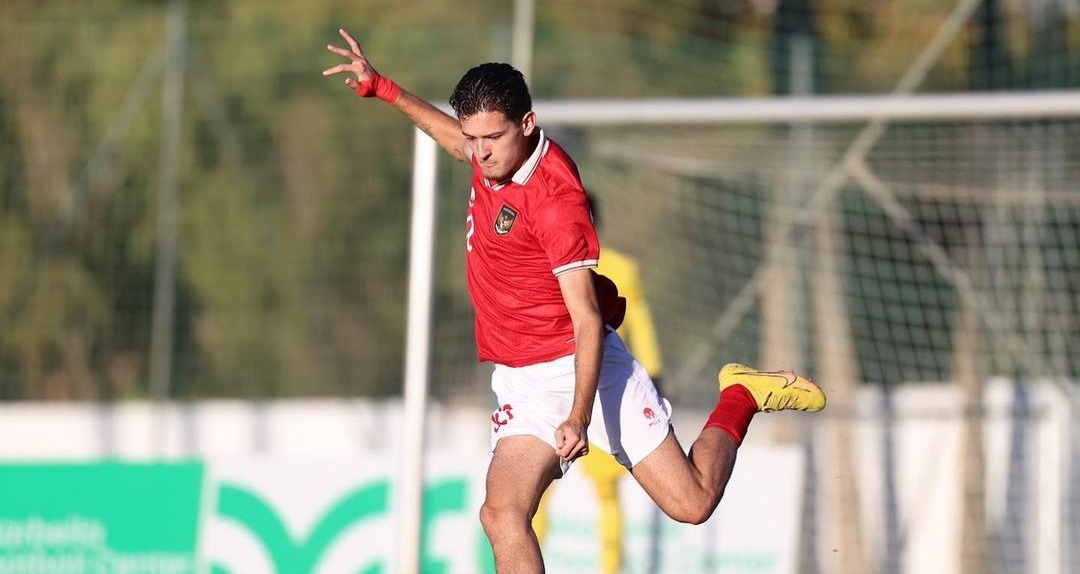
[322,28,376,91]
[555,419,589,461]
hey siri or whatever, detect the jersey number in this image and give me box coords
[465,214,475,252]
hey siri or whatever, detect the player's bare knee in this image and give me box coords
[660,488,722,525]
[478,501,498,534]
[479,500,526,536]
[669,499,719,525]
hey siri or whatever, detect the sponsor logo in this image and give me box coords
[491,404,515,432]
[494,204,518,235]
[212,476,492,574]
[734,369,806,390]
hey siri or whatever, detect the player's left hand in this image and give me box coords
[555,419,589,460]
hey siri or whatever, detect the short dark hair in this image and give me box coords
[449,63,532,122]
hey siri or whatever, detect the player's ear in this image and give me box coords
[520,111,537,136]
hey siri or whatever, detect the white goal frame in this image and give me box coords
[396,89,1080,574]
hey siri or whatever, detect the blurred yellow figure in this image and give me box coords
[596,246,663,377]
[533,243,663,574]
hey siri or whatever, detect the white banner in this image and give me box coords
[200,448,803,574]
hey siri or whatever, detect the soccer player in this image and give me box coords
[324,28,826,574]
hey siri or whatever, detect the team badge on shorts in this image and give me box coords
[494,204,518,235]
[491,403,514,432]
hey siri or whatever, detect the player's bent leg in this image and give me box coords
[630,363,825,528]
[629,428,739,525]
[480,435,563,574]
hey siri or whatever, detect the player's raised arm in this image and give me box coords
[323,28,471,163]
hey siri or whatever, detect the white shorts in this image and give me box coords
[488,331,672,475]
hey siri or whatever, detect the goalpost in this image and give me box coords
[399,90,1080,574]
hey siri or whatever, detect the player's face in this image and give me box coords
[460,110,536,182]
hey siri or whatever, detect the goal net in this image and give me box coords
[414,91,1080,574]
[427,93,1080,405]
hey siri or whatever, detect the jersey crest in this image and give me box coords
[494,204,518,236]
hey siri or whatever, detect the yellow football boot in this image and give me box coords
[718,363,826,413]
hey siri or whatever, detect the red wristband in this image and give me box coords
[355,73,401,103]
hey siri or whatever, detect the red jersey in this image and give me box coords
[464,130,623,366]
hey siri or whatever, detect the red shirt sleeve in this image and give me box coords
[531,183,599,275]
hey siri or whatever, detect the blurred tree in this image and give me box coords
[0,0,1076,401]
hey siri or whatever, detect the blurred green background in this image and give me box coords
[1,0,1078,403]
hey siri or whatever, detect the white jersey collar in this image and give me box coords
[511,128,548,186]
[486,129,548,190]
